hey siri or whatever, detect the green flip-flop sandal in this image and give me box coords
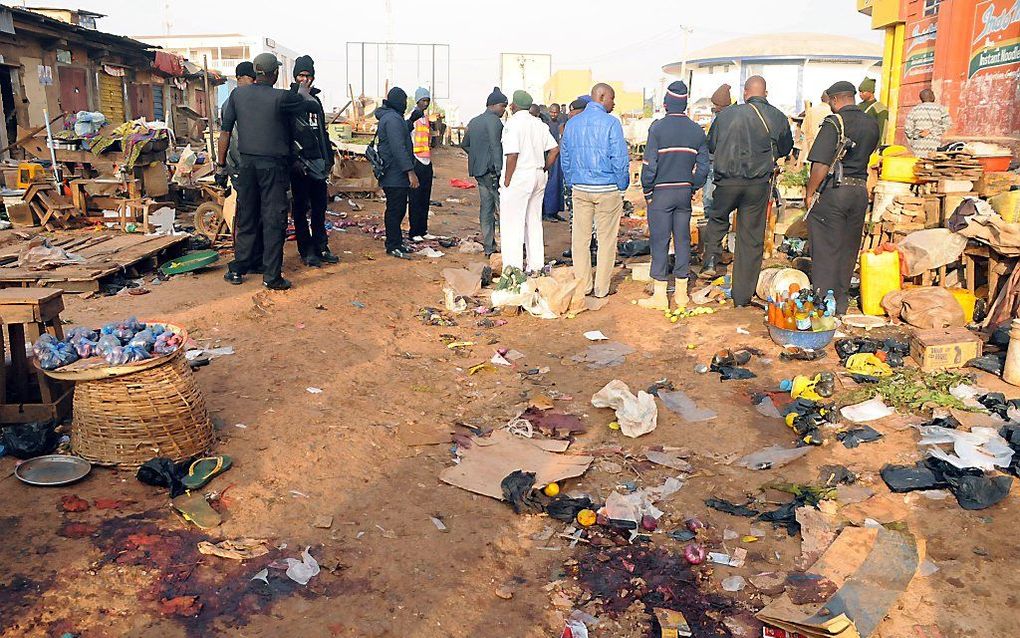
[181,455,233,491]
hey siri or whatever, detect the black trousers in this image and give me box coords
[291,171,329,259]
[701,180,770,306]
[408,160,433,238]
[648,188,693,281]
[229,173,262,270]
[383,186,410,252]
[808,185,869,315]
[231,155,289,281]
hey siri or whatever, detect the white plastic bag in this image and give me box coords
[840,396,895,423]
[591,380,657,437]
[917,425,1014,471]
[284,546,320,585]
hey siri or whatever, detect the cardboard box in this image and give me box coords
[763,628,806,638]
[910,327,983,372]
[140,162,169,197]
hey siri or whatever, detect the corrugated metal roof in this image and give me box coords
[663,32,883,73]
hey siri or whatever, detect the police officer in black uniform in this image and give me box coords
[804,80,881,315]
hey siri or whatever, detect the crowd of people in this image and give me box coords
[213,55,947,315]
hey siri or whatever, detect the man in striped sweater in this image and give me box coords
[638,81,710,310]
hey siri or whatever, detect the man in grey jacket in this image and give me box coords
[463,87,508,256]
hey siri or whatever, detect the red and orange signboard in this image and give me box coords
[969,0,1020,77]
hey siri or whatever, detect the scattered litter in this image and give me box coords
[283,547,320,585]
[184,345,235,361]
[705,498,757,517]
[917,425,1013,471]
[753,394,784,419]
[749,571,787,595]
[430,516,448,532]
[583,330,609,341]
[757,528,919,638]
[837,425,884,448]
[572,341,635,369]
[290,490,310,498]
[312,515,334,529]
[197,538,269,560]
[439,430,593,500]
[491,352,512,366]
[591,380,658,438]
[562,618,589,638]
[710,548,747,567]
[306,387,324,394]
[737,445,812,470]
[645,450,694,473]
[654,608,692,637]
[722,575,747,592]
[351,300,366,309]
[840,396,896,423]
[736,326,751,335]
[251,568,269,584]
[657,390,717,422]
[881,457,1013,510]
[458,240,484,254]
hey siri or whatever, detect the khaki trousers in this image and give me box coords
[571,189,623,297]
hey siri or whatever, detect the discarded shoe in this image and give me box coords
[181,455,233,491]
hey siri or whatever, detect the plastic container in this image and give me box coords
[881,156,920,183]
[756,268,810,301]
[977,156,1012,173]
[947,287,977,323]
[989,190,1020,224]
[630,262,652,282]
[767,324,836,350]
[1005,320,1020,387]
[860,250,902,316]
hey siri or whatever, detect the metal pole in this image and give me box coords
[42,108,60,188]
[679,25,693,81]
[431,44,436,100]
[202,54,214,158]
[361,42,365,97]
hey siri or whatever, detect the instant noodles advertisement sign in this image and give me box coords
[904,19,938,78]
[969,0,1020,77]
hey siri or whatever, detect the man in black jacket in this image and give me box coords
[375,87,419,259]
[289,55,338,268]
[703,75,794,306]
[463,87,508,256]
[217,52,317,290]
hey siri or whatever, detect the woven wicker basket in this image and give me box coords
[70,345,213,469]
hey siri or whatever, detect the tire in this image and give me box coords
[193,202,228,241]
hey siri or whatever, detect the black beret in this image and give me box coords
[826,81,857,97]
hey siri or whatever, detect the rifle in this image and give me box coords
[805,114,856,219]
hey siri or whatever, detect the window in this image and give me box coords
[923,0,942,17]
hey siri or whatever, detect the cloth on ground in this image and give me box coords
[591,380,657,438]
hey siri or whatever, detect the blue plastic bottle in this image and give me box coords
[824,290,836,316]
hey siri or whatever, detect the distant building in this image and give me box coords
[134,33,298,104]
[543,70,643,115]
[663,33,883,115]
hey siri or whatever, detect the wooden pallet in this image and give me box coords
[0,232,189,292]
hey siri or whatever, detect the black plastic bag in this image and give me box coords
[714,366,756,381]
[705,498,757,517]
[836,425,883,449]
[968,354,1006,376]
[757,499,802,535]
[545,496,594,523]
[2,421,60,459]
[618,239,650,258]
[136,457,192,498]
[500,470,543,514]
[880,461,945,492]
[945,473,1013,510]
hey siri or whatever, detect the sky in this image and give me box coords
[66,0,881,123]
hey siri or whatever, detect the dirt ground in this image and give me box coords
[2,145,1018,638]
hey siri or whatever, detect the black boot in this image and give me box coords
[699,255,718,280]
[318,249,340,264]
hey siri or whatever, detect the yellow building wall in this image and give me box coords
[544,69,644,114]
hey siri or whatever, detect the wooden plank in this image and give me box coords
[0,288,63,304]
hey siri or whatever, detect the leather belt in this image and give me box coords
[836,177,867,188]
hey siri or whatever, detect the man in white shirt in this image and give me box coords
[500,90,559,273]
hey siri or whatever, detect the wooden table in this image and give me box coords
[0,288,71,422]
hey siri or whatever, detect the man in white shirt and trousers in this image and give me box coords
[499,89,559,273]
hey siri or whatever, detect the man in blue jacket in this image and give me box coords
[638,81,710,310]
[375,87,420,259]
[560,83,630,298]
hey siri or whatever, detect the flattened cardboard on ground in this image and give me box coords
[758,527,922,638]
[440,430,593,499]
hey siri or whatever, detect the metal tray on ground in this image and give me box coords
[15,455,92,486]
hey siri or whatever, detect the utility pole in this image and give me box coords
[679,25,694,83]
